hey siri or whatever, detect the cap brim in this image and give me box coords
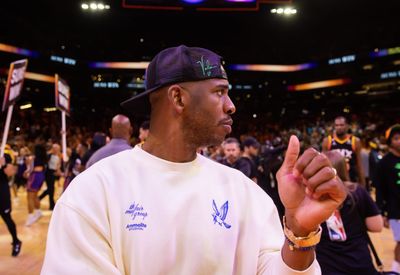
[120,86,159,114]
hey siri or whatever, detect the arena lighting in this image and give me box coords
[287,78,352,91]
[81,2,110,11]
[228,63,316,72]
[89,61,150,69]
[328,55,356,65]
[370,46,400,58]
[226,0,255,2]
[44,107,58,112]
[182,0,205,3]
[0,43,39,57]
[20,103,32,110]
[24,72,55,83]
[271,7,296,15]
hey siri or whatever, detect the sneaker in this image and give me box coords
[25,214,36,226]
[12,240,22,257]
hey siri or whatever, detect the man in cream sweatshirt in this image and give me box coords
[42,45,346,275]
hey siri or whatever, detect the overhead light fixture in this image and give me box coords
[20,103,32,110]
[81,2,110,11]
[271,7,297,16]
[44,107,57,112]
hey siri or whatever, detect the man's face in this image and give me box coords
[223,143,240,163]
[248,146,259,157]
[181,78,236,147]
[391,133,400,152]
[334,118,348,136]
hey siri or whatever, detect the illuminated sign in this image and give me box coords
[0,43,39,57]
[126,83,145,89]
[287,78,351,91]
[380,70,400,79]
[228,63,316,72]
[370,47,400,58]
[89,62,149,69]
[93,82,120,88]
[50,55,76,66]
[328,55,356,65]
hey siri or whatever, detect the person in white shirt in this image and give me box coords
[42,45,346,275]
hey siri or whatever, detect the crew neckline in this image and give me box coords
[133,145,201,172]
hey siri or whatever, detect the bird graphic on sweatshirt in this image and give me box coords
[212,200,231,229]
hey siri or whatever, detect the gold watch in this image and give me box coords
[283,216,322,251]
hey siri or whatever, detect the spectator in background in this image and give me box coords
[25,142,48,226]
[220,137,253,180]
[138,120,150,144]
[322,116,366,187]
[375,124,400,273]
[14,146,30,193]
[63,142,88,191]
[0,153,22,256]
[316,150,383,275]
[241,136,260,183]
[368,138,382,189]
[258,137,287,221]
[39,143,62,210]
[86,115,133,168]
[81,132,107,169]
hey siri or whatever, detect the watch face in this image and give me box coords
[326,210,347,242]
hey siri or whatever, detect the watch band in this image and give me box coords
[283,216,322,251]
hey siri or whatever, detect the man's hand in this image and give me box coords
[277,135,347,236]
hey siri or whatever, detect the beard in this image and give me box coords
[181,107,226,148]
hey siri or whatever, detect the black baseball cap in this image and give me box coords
[121,45,228,113]
[242,136,260,149]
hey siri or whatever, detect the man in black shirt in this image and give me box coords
[220,137,253,180]
[0,153,22,256]
[375,124,400,273]
[241,136,260,183]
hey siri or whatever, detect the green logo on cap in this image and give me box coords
[197,56,216,77]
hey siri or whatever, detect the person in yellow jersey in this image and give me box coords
[322,116,366,187]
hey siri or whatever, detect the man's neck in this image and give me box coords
[142,132,197,163]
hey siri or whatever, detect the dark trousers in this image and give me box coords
[0,210,19,244]
[39,169,55,209]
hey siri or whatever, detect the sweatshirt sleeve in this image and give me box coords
[41,201,121,275]
[256,203,321,275]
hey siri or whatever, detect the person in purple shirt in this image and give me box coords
[86,114,133,168]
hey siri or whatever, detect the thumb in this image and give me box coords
[281,135,300,175]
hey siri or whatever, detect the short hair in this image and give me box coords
[222,137,240,147]
[140,120,150,130]
[334,116,348,124]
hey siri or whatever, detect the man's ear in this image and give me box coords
[167,85,187,113]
